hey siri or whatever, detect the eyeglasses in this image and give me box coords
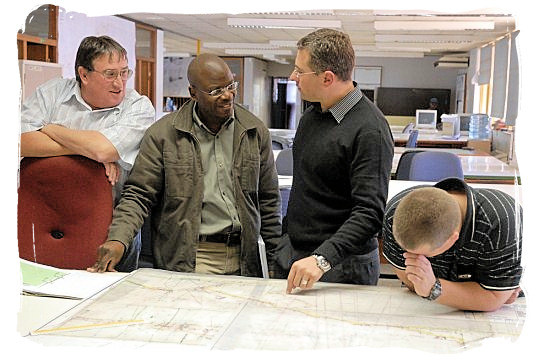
[194,81,239,97]
[292,68,317,79]
[89,68,133,82]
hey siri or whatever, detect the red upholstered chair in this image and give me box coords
[18,155,113,269]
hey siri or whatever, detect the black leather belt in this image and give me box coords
[199,231,241,246]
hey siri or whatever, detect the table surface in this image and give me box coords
[392,152,519,179]
[279,177,523,203]
[21,268,526,352]
[393,146,490,156]
[393,131,470,142]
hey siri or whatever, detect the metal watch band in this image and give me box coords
[312,254,331,273]
[424,278,442,301]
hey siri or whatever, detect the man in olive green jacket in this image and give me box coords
[89,54,281,277]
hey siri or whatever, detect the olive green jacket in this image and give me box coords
[107,100,281,276]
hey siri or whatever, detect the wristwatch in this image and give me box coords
[424,278,442,301]
[312,254,331,273]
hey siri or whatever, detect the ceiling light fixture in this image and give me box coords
[269,40,298,47]
[357,51,425,58]
[225,49,293,55]
[203,42,276,49]
[374,21,494,31]
[227,18,342,29]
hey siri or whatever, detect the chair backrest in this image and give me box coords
[402,122,415,133]
[275,148,293,175]
[18,155,113,269]
[409,151,464,181]
[395,150,423,180]
[279,187,291,218]
[271,140,283,150]
[405,129,419,148]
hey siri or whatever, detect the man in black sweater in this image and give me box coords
[273,29,394,293]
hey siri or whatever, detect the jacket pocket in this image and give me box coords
[163,151,193,198]
[240,158,259,192]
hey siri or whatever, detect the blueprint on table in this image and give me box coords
[30,268,526,352]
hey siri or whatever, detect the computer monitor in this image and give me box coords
[415,110,437,130]
[459,115,471,134]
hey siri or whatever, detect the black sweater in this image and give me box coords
[286,95,394,266]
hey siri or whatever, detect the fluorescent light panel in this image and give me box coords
[374,21,494,31]
[203,42,276,49]
[225,49,293,55]
[357,51,424,58]
[227,18,341,29]
[269,40,298,47]
[376,34,476,43]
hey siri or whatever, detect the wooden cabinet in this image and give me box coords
[467,139,492,153]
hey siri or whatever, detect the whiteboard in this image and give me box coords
[354,66,381,87]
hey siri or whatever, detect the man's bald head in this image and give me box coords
[187,54,232,88]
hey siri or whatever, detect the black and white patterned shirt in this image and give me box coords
[382,178,522,290]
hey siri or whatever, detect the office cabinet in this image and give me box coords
[19,60,62,101]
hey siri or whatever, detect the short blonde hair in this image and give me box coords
[392,187,461,251]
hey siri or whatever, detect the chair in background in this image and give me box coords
[402,122,415,133]
[275,148,293,175]
[395,150,423,180]
[271,140,283,150]
[405,129,419,148]
[18,155,113,269]
[409,151,464,181]
[279,188,291,218]
[275,148,293,218]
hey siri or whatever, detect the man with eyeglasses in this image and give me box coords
[20,35,155,271]
[274,29,394,293]
[88,54,281,277]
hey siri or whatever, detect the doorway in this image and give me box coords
[271,77,298,129]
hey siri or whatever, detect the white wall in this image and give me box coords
[57,9,136,88]
[266,56,460,115]
[243,57,271,126]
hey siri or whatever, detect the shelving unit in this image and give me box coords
[17,4,58,63]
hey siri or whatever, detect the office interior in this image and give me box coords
[18,4,520,165]
[14,2,530,352]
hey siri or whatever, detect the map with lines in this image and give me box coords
[30,268,526,352]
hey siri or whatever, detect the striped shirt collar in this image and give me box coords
[434,178,474,248]
[327,83,363,123]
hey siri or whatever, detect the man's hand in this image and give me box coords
[87,241,125,273]
[103,162,121,186]
[286,256,324,294]
[403,252,437,298]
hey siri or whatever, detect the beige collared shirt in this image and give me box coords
[192,103,241,235]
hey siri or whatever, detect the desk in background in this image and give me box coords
[393,132,469,148]
[279,177,522,204]
[23,268,525,352]
[394,146,490,156]
[392,153,520,184]
[279,153,521,186]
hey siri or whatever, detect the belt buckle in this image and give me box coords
[224,232,233,245]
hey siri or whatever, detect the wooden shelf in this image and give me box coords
[17,4,58,63]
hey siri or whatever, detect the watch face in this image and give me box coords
[312,255,331,272]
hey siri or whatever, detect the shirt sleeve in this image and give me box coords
[100,90,155,170]
[381,190,408,270]
[475,190,523,290]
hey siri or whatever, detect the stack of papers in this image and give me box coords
[20,259,128,300]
